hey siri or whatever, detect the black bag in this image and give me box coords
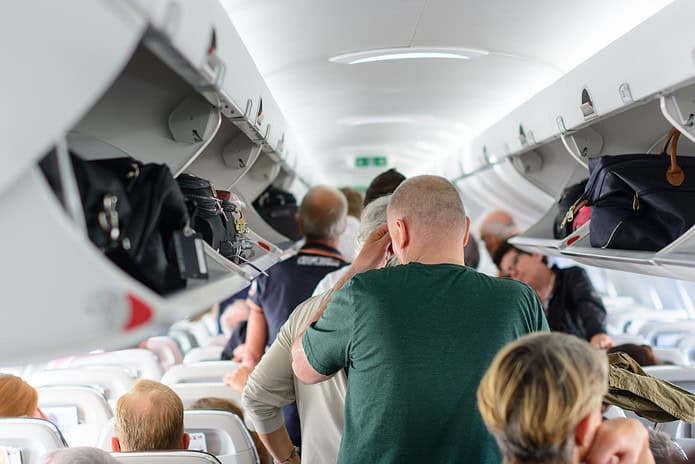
[70,155,190,293]
[576,129,695,251]
[253,185,302,241]
[554,178,588,239]
[177,174,227,251]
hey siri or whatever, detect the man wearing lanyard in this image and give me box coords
[225,185,349,449]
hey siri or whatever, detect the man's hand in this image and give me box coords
[590,333,614,350]
[585,418,654,464]
[223,365,253,393]
[351,224,392,275]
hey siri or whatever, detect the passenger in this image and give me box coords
[190,397,271,464]
[493,240,614,349]
[242,194,394,464]
[477,332,653,464]
[44,447,120,464]
[362,167,405,206]
[337,187,363,262]
[112,379,189,452]
[479,209,519,257]
[220,300,252,361]
[292,175,548,463]
[0,374,46,419]
[225,186,349,447]
[608,344,661,367]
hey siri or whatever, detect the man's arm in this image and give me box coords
[292,224,392,385]
[243,300,268,368]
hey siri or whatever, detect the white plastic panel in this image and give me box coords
[67,349,163,381]
[162,361,239,385]
[0,418,66,464]
[0,0,146,196]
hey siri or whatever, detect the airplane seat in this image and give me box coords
[655,420,686,439]
[112,450,222,463]
[0,418,67,464]
[99,411,258,464]
[169,329,199,354]
[644,365,695,392]
[652,347,691,366]
[168,383,243,410]
[603,405,627,419]
[609,334,648,345]
[29,366,136,408]
[144,336,184,371]
[38,385,113,447]
[162,362,239,385]
[638,321,695,348]
[66,349,163,380]
[676,438,695,458]
[183,346,225,364]
[677,335,695,364]
[172,321,215,348]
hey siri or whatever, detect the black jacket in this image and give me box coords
[547,266,607,341]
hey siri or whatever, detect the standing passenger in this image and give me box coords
[479,210,519,257]
[336,187,363,262]
[226,186,349,447]
[292,175,548,463]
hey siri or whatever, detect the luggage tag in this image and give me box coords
[173,230,208,280]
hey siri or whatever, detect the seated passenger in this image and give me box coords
[190,397,271,464]
[493,240,614,349]
[292,176,548,463]
[608,344,661,367]
[45,447,120,464]
[0,374,45,418]
[242,194,393,464]
[112,379,189,452]
[479,210,519,257]
[477,332,653,464]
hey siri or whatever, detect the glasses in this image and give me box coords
[502,251,524,277]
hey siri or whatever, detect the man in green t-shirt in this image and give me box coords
[292,176,548,463]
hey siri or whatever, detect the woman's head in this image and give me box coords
[477,332,608,464]
[0,374,41,418]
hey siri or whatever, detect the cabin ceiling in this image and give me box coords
[221,0,673,188]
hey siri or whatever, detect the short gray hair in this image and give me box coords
[45,447,120,464]
[357,194,391,246]
[649,429,687,464]
[298,186,348,242]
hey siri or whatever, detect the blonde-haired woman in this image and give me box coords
[0,374,46,418]
[477,332,653,464]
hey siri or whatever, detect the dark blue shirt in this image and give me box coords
[249,243,348,345]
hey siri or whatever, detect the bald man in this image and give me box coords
[292,176,548,464]
[227,185,349,447]
[479,210,519,256]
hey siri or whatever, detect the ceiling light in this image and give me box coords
[329,47,488,64]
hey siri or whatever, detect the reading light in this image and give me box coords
[329,47,488,64]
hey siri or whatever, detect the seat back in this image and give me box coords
[112,450,222,463]
[169,329,199,354]
[30,366,136,403]
[183,346,224,364]
[99,411,258,464]
[644,365,695,391]
[67,349,163,380]
[675,438,695,459]
[144,337,184,371]
[38,385,113,447]
[172,321,214,348]
[0,418,67,464]
[638,320,695,347]
[677,335,695,363]
[652,347,690,366]
[162,362,239,385]
[168,383,242,409]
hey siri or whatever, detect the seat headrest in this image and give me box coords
[112,450,222,463]
[0,418,67,464]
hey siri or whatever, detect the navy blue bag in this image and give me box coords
[568,129,695,251]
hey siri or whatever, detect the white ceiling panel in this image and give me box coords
[221,0,673,188]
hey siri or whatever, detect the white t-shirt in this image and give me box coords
[312,266,350,297]
[243,293,347,464]
[337,215,360,262]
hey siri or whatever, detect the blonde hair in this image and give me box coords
[477,333,608,464]
[0,374,38,417]
[115,379,184,451]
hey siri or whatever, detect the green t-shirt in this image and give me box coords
[302,263,548,464]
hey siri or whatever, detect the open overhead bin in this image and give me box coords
[454,0,695,281]
[1,0,308,364]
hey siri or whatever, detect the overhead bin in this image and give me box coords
[2,0,309,364]
[459,0,695,281]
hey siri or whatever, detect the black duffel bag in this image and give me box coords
[553,178,588,239]
[253,185,302,241]
[177,174,227,252]
[575,129,695,251]
[70,155,190,293]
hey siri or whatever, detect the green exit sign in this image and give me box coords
[355,156,388,168]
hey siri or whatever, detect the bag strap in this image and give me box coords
[662,128,685,187]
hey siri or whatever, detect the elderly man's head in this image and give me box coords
[113,380,189,452]
[387,176,469,265]
[298,186,348,244]
[479,210,518,256]
[493,240,548,289]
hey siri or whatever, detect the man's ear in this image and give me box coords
[463,216,471,247]
[111,437,121,452]
[394,218,409,250]
[574,411,600,456]
[182,432,190,450]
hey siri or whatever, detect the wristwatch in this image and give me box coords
[275,446,300,464]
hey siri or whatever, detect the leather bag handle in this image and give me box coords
[662,128,685,186]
